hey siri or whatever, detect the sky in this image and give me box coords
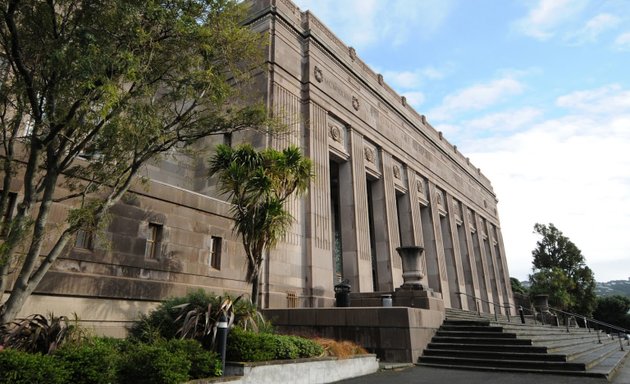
[292,0,630,283]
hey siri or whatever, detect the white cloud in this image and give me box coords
[466,108,542,133]
[514,0,589,40]
[565,13,620,45]
[402,91,425,108]
[382,66,448,90]
[429,77,525,121]
[556,84,630,114]
[461,85,630,281]
[613,32,630,51]
[293,0,454,49]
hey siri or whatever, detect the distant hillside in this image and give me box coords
[520,279,630,297]
[596,279,630,297]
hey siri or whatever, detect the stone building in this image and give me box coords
[2,0,514,334]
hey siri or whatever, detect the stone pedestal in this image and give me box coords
[392,289,444,312]
[396,246,425,290]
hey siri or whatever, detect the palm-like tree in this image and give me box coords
[208,144,313,307]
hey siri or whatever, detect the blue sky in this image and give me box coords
[292,0,630,282]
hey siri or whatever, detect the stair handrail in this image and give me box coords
[549,306,629,351]
[454,291,511,322]
[548,306,629,337]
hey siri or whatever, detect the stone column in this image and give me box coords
[338,129,373,292]
[379,151,402,291]
[426,182,450,308]
[462,207,481,311]
[494,225,515,315]
[476,216,495,314]
[407,173,429,289]
[304,101,334,306]
[445,195,467,310]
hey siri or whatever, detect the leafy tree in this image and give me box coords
[208,144,313,307]
[510,277,528,295]
[0,0,270,324]
[593,295,630,330]
[529,223,597,316]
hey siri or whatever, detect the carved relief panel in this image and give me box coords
[363,139,381,178]
[416,175,429,206]
[391,158,407,192]
[327,115,349,160]
[467,209,476,233]
[435,189,447,217]
[452,199,463,226]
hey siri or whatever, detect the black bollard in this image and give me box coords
[216,313,229,376]
[519,306,525,324]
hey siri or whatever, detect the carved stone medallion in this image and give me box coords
[314,66,323,83]
[393,165,401,179]
[329,124,341,142]
[364,147,375,163]
[352,96,360,111]
[416,180,423,194]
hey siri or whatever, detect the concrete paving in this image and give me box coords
[335,354,630,384]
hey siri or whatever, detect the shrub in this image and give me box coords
[165,339,222,379]
[313,338,368,359]
[0,348,70,384]
[54,337,119,384]
[286,335,324,358]
[117,341,190,384]
[227,328,324,362]
[130,290,267,348]
[0,313,84,354]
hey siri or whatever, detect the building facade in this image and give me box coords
[2,0,514,333]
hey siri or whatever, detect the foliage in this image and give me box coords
[529,267,574,310]
[208,144,313,306]
[286,335,324,358]
[226,327,324,362]
[312,338,368,359]
[593,295,630,330]
[0,0,270,325]
[510,277,528,295]
[53,337,119,384]
[529,223,597,316]
[165,338,222,379]
[0,313,83,354]
[130,290,267,348]
[0,349,70,384]
[116,340,191,384]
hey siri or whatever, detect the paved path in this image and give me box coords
[336,355,630,384]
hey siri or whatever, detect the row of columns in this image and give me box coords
[306,101,514,314]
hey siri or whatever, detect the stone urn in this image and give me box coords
[396,246,425,289]
[533,294,550,313]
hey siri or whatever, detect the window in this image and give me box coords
[75,228,93,250]
[209,236,222,269]
[0,191,17,238]
[145,223,163,259]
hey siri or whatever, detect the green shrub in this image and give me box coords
[286,336,324,358]
[165,338,222,378]
[0,349,70,384]
[54,337,119,384]
[227,328,305,361]
[117,341,191,384]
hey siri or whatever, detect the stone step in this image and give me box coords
[420,313,629,379]
[423,348,567,362]
[435,330,517,339]
[419,355,586,371]
[426,342,548,354]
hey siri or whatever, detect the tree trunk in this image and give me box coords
[251,272,260,308]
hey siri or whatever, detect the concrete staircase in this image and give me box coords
[418,308,629,380]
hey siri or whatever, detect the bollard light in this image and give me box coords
[217,313,229,376]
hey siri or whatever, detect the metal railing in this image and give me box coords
[452,292,630,351]
[547,306,629,351]
[454,291,511,322]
